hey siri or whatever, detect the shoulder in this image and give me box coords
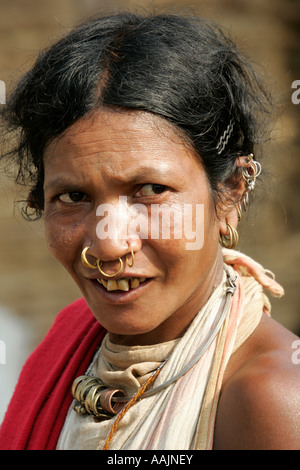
[56,297,91,320]
[214,314,300,449]
[53,297,93,325]
[26,297,100,365]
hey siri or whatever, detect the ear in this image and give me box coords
[217,156,248,236]
[218,206,238,236]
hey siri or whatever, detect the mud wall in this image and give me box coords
[0,0,299,351]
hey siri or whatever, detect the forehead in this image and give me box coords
[43,109,202,183]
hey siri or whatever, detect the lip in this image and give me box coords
[88,277,153,304]
[87,273,148,281]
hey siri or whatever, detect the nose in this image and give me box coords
[82,199,143,271]
[89,236,141,264]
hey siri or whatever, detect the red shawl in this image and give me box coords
[0,298,106,450]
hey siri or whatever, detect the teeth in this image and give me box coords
[117,279,129,291]
[97,277,146,291]
[130,278,140,289]
[107,280,118,291]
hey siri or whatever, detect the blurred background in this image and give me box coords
[0,0,299,422]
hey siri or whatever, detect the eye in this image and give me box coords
[136,184,167,197]
[58,192,87,203]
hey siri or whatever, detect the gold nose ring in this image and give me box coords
[96,258,124,278]
[125,244,135,268]
[81,246,97,270]
[81,245,134,278]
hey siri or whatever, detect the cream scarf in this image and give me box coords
[57,249,284,450]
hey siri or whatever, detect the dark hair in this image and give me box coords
[1,11,270,219]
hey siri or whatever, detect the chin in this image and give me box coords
[101,319,159,338]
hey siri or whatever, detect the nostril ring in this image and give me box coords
[81,246,97,269]
[81,244,134,277]
[125,244,135,268]
[96,258,123,278]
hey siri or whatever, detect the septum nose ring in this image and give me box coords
[81,245,135,278]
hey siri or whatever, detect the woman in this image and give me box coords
[0,12,299,450]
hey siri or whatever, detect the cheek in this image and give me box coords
[44,220,82,267]
[151,238,201,280]
[166,211,220,278]
[148,200,219,263]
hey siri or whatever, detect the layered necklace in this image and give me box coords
[71,266,237,427]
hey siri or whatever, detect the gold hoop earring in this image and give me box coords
[96,258,124,278]
[81,246,97,269]
[125,244,135,268]
[219,223,239,249]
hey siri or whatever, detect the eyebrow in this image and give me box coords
[44,165,182,192]
[43,178,85,193]
[116,165,179,184]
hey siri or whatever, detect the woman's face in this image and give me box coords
[43,109,226,345]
